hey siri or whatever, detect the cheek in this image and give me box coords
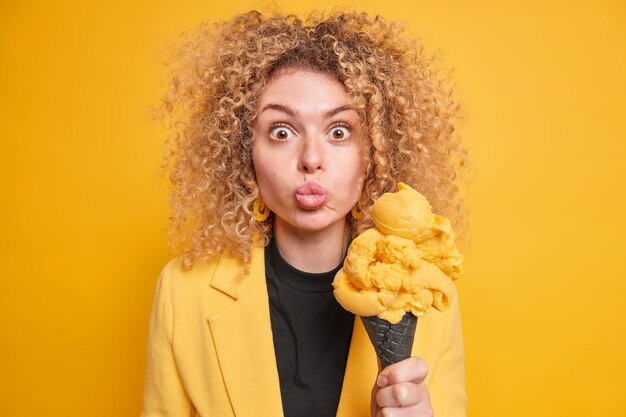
[335,154,367,200]
[252,142,271,179]
[347,151,367,182]
[253,160,272,189]
[252,153,283,202]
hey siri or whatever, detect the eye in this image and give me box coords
[269,125,296,140]
[327,125,351,141]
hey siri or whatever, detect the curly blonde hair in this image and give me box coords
[158,10,468,270]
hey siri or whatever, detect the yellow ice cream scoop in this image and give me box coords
[371,182,452,242]
[333,182,463,367]
[332,183,463,324]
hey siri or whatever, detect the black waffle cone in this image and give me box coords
[361,313,418,369]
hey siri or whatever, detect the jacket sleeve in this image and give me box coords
[428,294,468,417]
[141,261,194,417]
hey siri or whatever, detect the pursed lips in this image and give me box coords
[295,182,328,209]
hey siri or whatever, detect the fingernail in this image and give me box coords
[377,374,388,387]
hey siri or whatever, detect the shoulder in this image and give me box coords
[154,253,248,317]
[416,287,462,350]
[155,244,266,311]
[158,257,220,292]
[413,287,464,375]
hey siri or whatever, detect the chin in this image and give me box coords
[290,214,347,233]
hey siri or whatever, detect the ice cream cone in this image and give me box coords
[361,313,418,369]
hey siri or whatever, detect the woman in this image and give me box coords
[142,10,468,417]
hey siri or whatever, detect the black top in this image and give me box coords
[265,236,355,417]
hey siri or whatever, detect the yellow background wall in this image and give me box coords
[1,0,624,416]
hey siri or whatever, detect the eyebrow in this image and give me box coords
[259,104,355,119]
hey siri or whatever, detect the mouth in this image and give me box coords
[295,182,328,209]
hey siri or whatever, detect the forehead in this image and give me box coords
[257,68,352,113]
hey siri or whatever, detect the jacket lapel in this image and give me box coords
[207,246,284,417]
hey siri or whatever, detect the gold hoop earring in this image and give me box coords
[253,196,270,222]
[351,193,365,219]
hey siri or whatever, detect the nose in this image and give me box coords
[298,137,324,173]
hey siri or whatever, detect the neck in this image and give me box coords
[273,219,350,273]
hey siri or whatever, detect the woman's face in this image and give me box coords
[252,68,367,236]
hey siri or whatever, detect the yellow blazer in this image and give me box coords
[141,245,467,417]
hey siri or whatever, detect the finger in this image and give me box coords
[376,401,434,417]
[379,357,428,386]
[375,381,429,408]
